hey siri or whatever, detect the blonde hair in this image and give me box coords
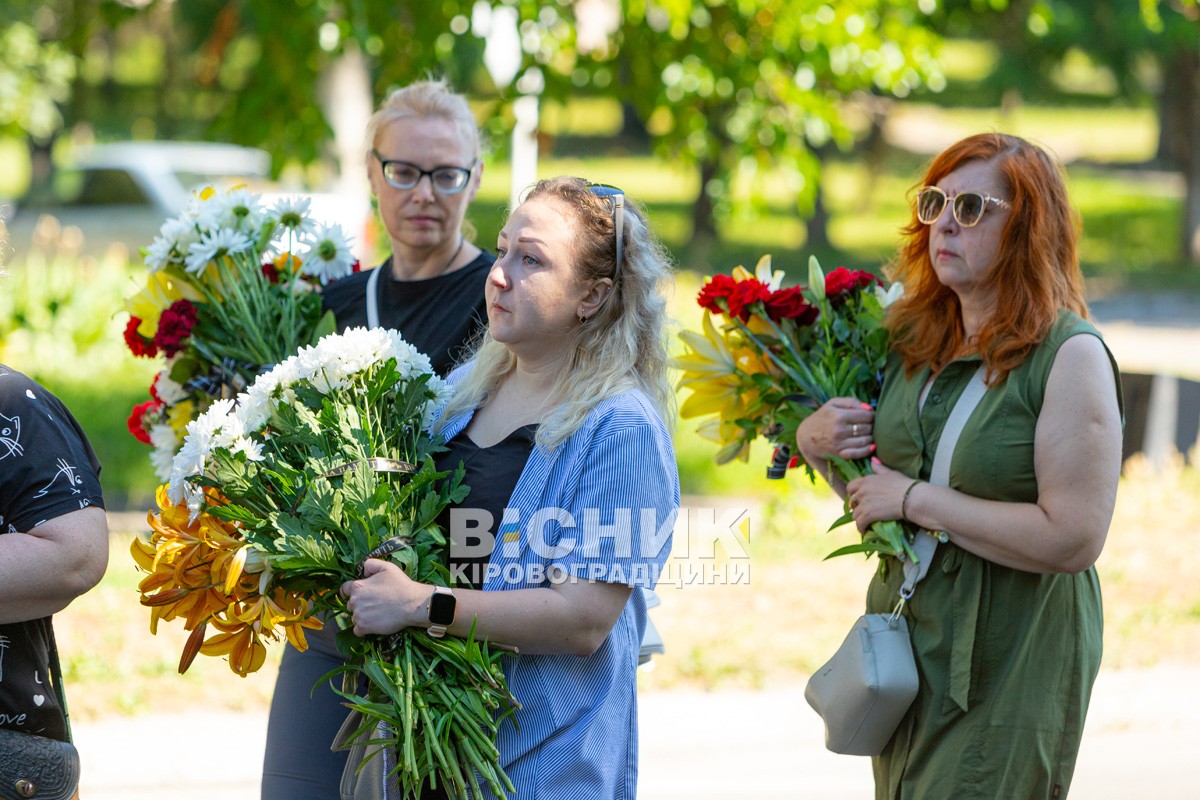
[439,177,675,449]
[365,77,486,160]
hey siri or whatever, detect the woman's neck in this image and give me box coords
[389,236,469,281]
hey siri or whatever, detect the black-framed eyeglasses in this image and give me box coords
[915,185,1011,228]
[586,182,624,282]
[371,149,476,194]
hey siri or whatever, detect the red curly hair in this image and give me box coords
[885,133,1088,383]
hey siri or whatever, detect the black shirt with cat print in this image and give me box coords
[0,366,105,741]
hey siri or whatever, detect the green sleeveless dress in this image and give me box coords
[867,310,1122,800]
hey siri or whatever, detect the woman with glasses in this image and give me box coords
[320,78,492,376]
[795,133,1122,799]
[341,176,679,798]
[262,78,495,799]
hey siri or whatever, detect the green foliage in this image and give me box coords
[0,21,74,140]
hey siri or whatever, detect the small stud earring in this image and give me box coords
[579,315,589,324]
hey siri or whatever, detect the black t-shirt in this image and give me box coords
[321,252,493,377]
[434,425,537,589]
[0,366,105,741]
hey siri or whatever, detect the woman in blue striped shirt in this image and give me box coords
[343,176,680,797]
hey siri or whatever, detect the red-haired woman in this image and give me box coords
[796,132,1122,799]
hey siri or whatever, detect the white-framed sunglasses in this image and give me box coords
[916,185,1011,227]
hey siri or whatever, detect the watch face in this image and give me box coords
[429,590,456,625]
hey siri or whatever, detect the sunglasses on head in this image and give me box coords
[371,149,476,195]
[915,185,1011,228]
[586,182,624,282]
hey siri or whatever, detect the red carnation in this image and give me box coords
[126,399,162,445]
[824,267,881,303]
[697,274,739,315]
[154,299,199,357]
[261,262,281,284]
[123,317,158,358]
[763,286,819,325]
[725,278,772,322]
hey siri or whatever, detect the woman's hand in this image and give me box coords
[846,459,917,532]
[794,398,876,497]
[341,558,428,636]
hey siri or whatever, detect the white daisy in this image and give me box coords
[208,187,267,235]
[268,195,317,237]
[185,228,254,275]
[300,223,356,285]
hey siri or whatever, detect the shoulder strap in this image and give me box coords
[46,620,72,743]
[899,363,989,595]
[365,265,381,329]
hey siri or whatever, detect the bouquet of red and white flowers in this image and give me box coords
[123,186,359,479]
[675,255,911,559]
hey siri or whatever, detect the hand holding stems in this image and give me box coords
[341,558,427,636]
[796,397,918,560]
[846,459,920,534]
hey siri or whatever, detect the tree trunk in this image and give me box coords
[691,156,720,246]
[805,177,831,252]
[1157,49,1196,168]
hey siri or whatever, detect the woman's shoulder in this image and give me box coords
[577,388,670,445]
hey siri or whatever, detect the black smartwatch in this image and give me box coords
[427,586,456,638]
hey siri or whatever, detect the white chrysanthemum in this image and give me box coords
[292,327,388,394]
[422,379,455,431]
[166,398,238,502]
[268,195,317,237]
[185,228,254,275]
[153,368,188,406]
[238,355,300,431]
[148,424,178,483]
[385,330,435,380]
[300,223,356,285]
[227,436,264,462]
[208,187,267,234]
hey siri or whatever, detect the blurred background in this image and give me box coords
[1,2,1198,797]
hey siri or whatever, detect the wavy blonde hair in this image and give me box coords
[886,132,1088,383]
[438,177,676,449]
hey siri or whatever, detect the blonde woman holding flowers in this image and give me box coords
[795,133,1122,799]
[341,176,679,798]
[263,78,494,798]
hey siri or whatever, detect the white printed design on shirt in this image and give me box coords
[0,412,22,460]
[0,634,8,682]
[34,458,83,499]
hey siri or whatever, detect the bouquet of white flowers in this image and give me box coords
[131,327,518,799]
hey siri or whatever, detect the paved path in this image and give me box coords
[74,665,1198,799]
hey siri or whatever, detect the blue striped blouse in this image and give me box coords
[435,375,679,799]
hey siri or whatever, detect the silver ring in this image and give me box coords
[852,424,861,436]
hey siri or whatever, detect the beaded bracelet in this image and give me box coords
[900,479,922,522]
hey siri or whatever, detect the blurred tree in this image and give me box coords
[510,0,944,251]
[8,1,948,257]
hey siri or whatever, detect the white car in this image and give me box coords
[1,141,370,263]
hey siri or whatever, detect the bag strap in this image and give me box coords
[898,363,989,598]
[46,620,72,743]
[365,264,381,329]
